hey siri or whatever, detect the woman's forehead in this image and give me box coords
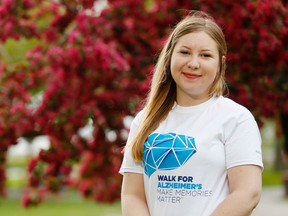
[174,31,218,52]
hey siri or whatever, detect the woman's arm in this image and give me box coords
[121,172,150,216]
[211,165,262,216]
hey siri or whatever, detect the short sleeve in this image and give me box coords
[119,111,145,175]
[225,117,263,170]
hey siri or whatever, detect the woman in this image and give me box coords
[119,11,263,216]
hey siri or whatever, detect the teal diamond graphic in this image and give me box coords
[143,133,197,177]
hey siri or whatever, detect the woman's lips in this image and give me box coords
[182,72,201,79]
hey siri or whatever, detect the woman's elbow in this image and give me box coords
[249,187,262,211]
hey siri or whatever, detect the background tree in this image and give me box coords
[0,0,287,207]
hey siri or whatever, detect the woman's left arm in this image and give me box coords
[211,165,262,216]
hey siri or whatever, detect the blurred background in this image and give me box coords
[0,0,287,215]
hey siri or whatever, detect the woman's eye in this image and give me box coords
[200,53,211,58]
[179,50,190,55]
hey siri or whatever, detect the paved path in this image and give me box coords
[252,186,288,216]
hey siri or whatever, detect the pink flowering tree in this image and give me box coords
[0,0,287,207]
[0,0,132,204]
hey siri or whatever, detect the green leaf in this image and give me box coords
[1,38,41,65]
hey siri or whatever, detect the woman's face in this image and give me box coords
[170,31,221,106]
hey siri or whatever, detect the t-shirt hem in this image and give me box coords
[227,161,264,170]
[119,168,144,175]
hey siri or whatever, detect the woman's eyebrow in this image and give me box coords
[179,46,213,52]
[201,49,213,52]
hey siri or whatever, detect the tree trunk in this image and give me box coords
[280,112,288,197]
[280,113,288,155]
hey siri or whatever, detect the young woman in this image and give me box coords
[119,11,263,216]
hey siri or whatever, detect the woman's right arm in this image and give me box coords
[121,172,150,216]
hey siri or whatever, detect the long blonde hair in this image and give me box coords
[130,11,227,161]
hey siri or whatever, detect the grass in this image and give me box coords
[4,155,123,215]
[0,191,121,216]
[262,168,284,186]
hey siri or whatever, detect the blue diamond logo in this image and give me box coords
[143,133,197,178]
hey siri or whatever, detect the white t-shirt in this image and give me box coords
[119,96,263,216]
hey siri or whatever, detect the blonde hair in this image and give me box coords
[130,11,227,161]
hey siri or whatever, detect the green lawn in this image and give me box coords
[262,168,285,186]
[5,155,122,215]
[0,191,121,216]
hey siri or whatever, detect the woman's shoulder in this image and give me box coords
[216,96,254,118]
[130,108,146,126]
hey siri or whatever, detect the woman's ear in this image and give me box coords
[222,56,226,64]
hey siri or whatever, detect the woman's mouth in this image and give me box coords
[182,72,201,79]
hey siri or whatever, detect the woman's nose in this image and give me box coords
[187,56,200,69]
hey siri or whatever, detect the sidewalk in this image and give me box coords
[252,186,288,216]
